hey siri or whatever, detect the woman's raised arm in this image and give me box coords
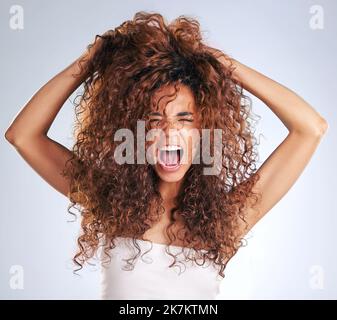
[4,37,101,198]
[213,50,328,236]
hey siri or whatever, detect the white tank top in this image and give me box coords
[100,236,223,299]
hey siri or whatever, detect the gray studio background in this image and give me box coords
[1,0,336,299]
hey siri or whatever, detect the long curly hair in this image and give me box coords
[62,11,262,278]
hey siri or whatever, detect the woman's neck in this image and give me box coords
[158,179,183,203]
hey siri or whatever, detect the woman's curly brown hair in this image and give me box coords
[62,11,262,278]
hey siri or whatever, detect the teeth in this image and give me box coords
[160,145,182,152]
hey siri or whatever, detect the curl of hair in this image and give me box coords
[62,11,262,278]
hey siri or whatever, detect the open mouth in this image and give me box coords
[157,145,184,172]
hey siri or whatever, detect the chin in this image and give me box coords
[153,162,190,183]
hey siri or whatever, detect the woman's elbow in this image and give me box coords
[317,117,329,136]
[4,127,17,144]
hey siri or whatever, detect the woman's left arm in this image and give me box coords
[219,56,329,235]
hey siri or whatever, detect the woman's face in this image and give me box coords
[146,84,201,183]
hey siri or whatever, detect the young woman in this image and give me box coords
[5,12,328,300]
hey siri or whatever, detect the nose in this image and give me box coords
[161,118,177,132]
[160,125,181,146]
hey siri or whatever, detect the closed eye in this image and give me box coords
[178,118,194,122]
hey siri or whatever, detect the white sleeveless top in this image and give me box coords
[100,236,223,300]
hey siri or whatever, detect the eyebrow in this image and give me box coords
[148,111,194,117]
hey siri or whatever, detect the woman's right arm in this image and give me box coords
[4,39,100,198]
